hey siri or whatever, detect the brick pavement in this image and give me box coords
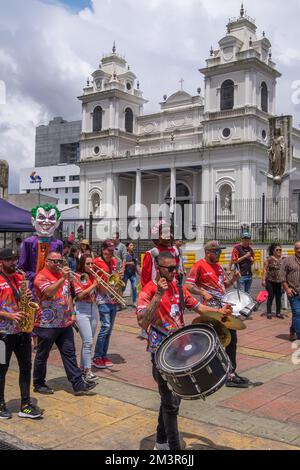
[2,282,300,450]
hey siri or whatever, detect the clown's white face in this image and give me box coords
[32,208,59,237]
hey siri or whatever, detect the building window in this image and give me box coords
[261,82,268,113]
[221,80,234,110]
[72,187,80,194]
[26,190,30,194]
[69,175,80,181]
[56,189,59,194]
[53,176,65,182]
[222,128,231,139]
[60,143,80,164]
[262,129,267,140]
[72,198,79,204]
[65,188,68,194]
[125,108,134,133]
[93,106,103,132]
[65,199,68,205]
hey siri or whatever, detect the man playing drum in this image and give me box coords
[185,241,249,388]
[136,252,232,450]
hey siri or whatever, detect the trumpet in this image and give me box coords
[88,266,126,307]
[57,266,89,285]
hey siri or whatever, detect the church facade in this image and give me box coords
[78,6,300,241]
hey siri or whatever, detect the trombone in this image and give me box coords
[88,266,126,307]
[91,263,125,291]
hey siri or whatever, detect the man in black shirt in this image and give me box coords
[231,232,254,294]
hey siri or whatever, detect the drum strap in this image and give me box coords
[177,273,185,314]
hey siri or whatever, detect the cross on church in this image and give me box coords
[179,78,184,90]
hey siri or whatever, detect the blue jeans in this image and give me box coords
[94,304,117,359]
[123,272,137,304]
[238,275,253,294]
[289,296,300,339]
[75,302,99,369]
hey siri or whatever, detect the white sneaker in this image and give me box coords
[154,442,170,450]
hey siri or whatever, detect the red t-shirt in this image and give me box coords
[137,280,199,352]
[93,257,118,304]
[186,259,226,298]
[141,246,179,288]
[0,273,23,335]
[74,275,96,303]
[34,267,71,328]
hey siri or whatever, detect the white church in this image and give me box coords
[78,5,300,241]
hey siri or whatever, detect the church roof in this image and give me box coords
[165,90,193,105]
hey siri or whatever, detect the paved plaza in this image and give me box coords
[1,284,300,451]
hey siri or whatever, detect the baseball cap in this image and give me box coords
[0,248,17,260]
[102,239,115,251]
[204,241,226,251]
[241,232,252,239]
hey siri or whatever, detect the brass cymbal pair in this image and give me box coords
[192,311,246,348]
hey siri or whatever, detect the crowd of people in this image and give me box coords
[1,203,300,451]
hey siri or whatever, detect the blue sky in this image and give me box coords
[42,0,92,12]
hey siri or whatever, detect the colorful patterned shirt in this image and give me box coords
[0,273,23,335]
[136,280,200,353]
[34,268,72,328]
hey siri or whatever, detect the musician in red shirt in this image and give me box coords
[137,251,232,450]
[0,248,41,419]
[92,240,119,369]
[33,251,96,396]
[185,241,249,388]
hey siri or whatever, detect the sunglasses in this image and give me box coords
[158,265,178,273]
[275,249,282,252]
[48,259,63,265]
[209,250,222,255]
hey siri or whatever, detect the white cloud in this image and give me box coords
[0,0,300,192]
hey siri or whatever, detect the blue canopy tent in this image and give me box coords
[0,199,34,233]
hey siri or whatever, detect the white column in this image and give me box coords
[135,170,142,217]
[192,172,198,226]
[170,168,176,224]
[158,174,164,204]
[109,99,114,129]
[106,173,114,207]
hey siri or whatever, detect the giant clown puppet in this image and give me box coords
[18,204,63,287]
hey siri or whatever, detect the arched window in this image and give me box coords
[221,80,234,110]
[93,106,103,132]
[125,108,134,133]
[261,82,268,113]
[166,183,190,199]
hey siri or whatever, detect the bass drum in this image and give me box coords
[155,324,232,400]
[222,289,254,318]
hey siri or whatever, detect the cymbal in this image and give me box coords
[193,311,247,331]
[192,317,232,348]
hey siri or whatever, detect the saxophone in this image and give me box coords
[17,270,40,333]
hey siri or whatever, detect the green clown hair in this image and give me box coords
[31,204,62,221]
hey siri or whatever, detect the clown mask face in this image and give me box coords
[33,208,59,237]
